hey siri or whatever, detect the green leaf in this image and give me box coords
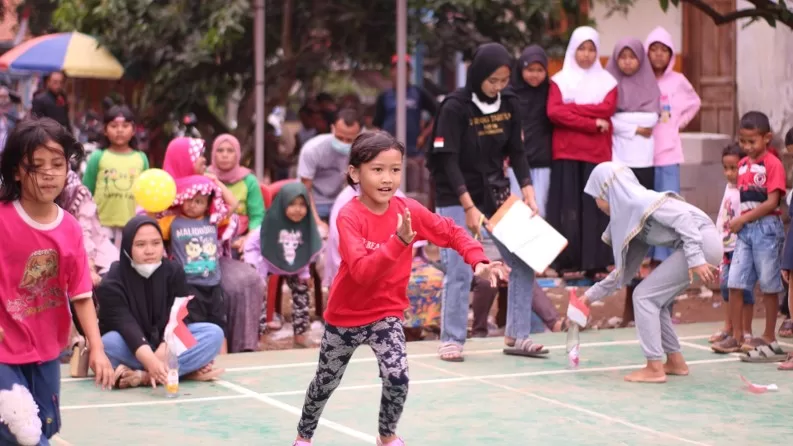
[659,0,669,12]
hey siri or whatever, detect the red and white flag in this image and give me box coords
[164,296,197,355]
[433,137,444,149]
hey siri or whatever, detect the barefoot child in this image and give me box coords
[293,131,508,445]
[0,117,115,445]
[710,143,755,345]
[244,182,322,348]
[571,161,721,383]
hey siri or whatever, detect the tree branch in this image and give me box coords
[680,0,793,28]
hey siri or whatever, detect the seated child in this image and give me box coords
[244,182,322,348]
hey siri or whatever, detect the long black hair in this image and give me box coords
[346,131,405,187]
[0,117,84,202]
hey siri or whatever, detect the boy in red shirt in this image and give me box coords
[713,111,787,360]
[293,131,507,446]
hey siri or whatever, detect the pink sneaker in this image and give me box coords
[566,288,590,327]
[376,437,405,446]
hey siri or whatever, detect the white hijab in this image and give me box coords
[551,26,617,105]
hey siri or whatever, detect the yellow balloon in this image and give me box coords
[133,168,177,213]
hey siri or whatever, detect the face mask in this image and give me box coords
[125,250,162,278]
[131,260,162,279]
[331,136,351,155]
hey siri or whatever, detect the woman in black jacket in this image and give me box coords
[428,42,543,362]
[97,215,224,388]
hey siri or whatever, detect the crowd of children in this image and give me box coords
[4,21,793,446]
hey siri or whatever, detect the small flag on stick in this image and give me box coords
[164,296,196,355]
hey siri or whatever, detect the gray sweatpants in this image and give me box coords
[634,225,722,360]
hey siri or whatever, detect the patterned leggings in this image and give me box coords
[297,317,409,439]
[286,276,310,335]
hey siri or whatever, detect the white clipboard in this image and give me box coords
[489,195,568,273]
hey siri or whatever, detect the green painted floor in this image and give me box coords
[57,321,793,445]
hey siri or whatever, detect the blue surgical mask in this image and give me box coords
[331,136,351,155]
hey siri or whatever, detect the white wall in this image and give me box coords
[591,0,683,55]
[735,0,793,138]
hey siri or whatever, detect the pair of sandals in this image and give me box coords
[438,338,548,362]
[710,333,788,363]
[293,436,405,446]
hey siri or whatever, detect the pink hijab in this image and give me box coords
[208,134,251,184]
[162,137,229,225]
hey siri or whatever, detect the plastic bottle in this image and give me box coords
[165,346,179,398]
[566,323,580,369]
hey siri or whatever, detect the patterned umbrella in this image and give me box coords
[0,32,124,80]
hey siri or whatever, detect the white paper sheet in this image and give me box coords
[491,200,567,272]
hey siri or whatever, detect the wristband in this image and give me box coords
[396,232,411,246]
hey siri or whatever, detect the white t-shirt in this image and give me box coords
[610,111,659,168]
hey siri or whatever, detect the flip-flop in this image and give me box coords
[503,339,548,358]
[438,343,464,362]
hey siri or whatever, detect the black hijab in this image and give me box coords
[97,215,189,352]
[507,44,553,167]
[465,42,513,104]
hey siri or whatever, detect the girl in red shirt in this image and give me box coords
[293,131,507,446]
[546,26,618,282]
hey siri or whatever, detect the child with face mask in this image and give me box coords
[243,182,323,348]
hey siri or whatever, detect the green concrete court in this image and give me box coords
[55,321,792,445]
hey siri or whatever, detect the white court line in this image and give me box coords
[215,380,376,444]
[60,335,711,383]
[409,359,713,446]
[61,394,248,411]
[61,356,738,410]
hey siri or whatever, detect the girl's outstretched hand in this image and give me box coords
[396,208,416,245]
[689,263,717,285]
[474,261,511,287]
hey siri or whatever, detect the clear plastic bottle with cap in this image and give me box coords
[165,346,179,398]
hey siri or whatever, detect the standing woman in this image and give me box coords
[505,44,553,219]
[546,26,618,282]
[428,42,541,362]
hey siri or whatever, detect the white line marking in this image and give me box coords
[61,394,249,410]
[61,357,738,408]
[777,341,793,349]
[60,335,711,383]
[409,359,713,446]
[216,380,375,444]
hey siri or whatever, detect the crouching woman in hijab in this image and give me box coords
[97,216,225,389]
[575,162,721,383]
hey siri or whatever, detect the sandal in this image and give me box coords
[69,335,89,378]
[711,336,742,354]
[113,365,146,389]
[376,437,405,446]
[779,319,793,338]
[740,341,786,363]
[503,338,548,358]
[438,343,464,362]
[708,330,729,344]
[740,336,765,353]
[778,353,793,370]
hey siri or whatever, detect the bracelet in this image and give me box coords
[396,232,411,246]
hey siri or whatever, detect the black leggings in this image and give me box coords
[297,317,409,439]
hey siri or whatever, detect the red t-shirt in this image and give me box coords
[0,201,93,364]
[546,82,618,165]
[326,197,488,327]
[736,151,786,216]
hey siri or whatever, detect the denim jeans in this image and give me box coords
[0,360,61,446]
[650,164,681,262]
[101,322,224,376]
[507,167,551,218]
[727,215,784,294]
[437,205,535,345]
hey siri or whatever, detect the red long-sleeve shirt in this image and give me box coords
[325,196,489,327]
[546,82,618,165]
